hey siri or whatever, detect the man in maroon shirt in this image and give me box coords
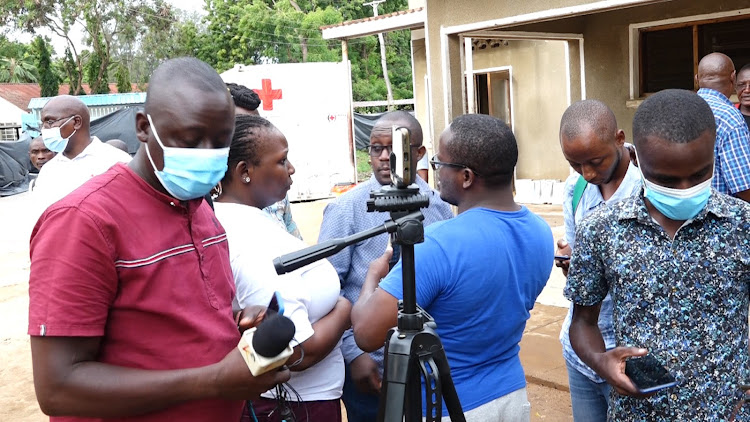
[27,57,289,422]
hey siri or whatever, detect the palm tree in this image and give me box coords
[0,56,39,83]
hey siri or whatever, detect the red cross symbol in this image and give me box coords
[253,79,282,111]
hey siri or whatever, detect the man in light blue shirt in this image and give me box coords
[555,100,642,421]
[318,111,453,422]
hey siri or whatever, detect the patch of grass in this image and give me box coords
[356,149,372,182]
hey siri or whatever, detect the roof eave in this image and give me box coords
[322,9,426,40]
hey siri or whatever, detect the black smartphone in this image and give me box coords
[625,354,678,394]
[265,291,285,319]
[554,255,570,261]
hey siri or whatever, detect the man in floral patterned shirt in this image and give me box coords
[565,89,750,421]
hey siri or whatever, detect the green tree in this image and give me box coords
[0,56,38,82]
[86,35,110,94]
[0,35,30,61]
[200,0,413,103]
[31,36,59,97]
[0,0,177,93]
[115,63,131,93]
[62,47,85,95]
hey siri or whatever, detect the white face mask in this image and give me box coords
[41,116,76,153]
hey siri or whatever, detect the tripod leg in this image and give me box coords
[432,347,465,422]
[417,354,442,422]
[379,330,411,422]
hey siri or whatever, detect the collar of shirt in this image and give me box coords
[616,189,733,225]
[116,163,205,213]
[48,136,102,163]
[697,87,733,107]
[578,162,642,215]
[365,172,435,192]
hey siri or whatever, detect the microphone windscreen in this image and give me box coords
[252,313,296,358]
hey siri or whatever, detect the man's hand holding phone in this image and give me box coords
[590,346,650,397]
[555,239,572,275]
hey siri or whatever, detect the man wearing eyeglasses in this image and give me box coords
[318,111,453,422]
[695,52,750,203]
[33,95,131,210]
[734,63,750,128]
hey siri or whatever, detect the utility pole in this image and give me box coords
[364,0,394,110]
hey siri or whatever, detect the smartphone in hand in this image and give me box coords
[554,255,571,261]
[265,291,285,319]
[625,354,678,394]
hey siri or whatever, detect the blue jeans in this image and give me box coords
[566,361,611,422]
[342,363,380,422]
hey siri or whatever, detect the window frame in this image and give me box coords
[629,8,750,101]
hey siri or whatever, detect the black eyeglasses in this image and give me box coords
[367,144,421,157]
[39,115,76,129]
[429,154,481,177]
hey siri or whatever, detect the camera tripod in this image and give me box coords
[274,184,465,422]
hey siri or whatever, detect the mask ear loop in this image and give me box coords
[144,114,166,173]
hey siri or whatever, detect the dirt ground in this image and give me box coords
[0,194,571,421]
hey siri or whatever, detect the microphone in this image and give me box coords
[237,313,295,376]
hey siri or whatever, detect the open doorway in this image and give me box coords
[475,70,512,128]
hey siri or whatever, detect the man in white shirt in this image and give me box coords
[34,95,131,208]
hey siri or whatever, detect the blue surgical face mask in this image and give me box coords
[145,114,229,200]
[639,167,712,221]
[41,116,76,153]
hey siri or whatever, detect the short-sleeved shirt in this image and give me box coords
[28,164,242,422]
[33,137,132,209]
[559,163,642,383]
[214,202,344,401]
[318,175,453,370]
[697,88,750,195]
[564,190,750,421]
[380,206,553,413]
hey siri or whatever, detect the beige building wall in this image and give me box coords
[421,0,665,147]
[470,41,571,180]
[423,0,750,148]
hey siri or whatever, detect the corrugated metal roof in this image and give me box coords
[320,7,423,30]
[0,83,144,112]
[28,92,146,110]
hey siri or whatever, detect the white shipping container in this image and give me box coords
[221,62,357,201]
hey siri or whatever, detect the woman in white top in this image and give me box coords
[213,115,351,422]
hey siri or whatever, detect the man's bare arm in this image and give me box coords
[351,248,398,352]
[569,303,646,396]
[31,336,289,418]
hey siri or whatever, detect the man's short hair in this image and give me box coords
[226,82,261,111]
[448,114,517,187]
[738,63,750,75]
[560,99,617,141]
[633,89,716,148]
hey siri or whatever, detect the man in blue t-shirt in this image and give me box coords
[351,114,553,421]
